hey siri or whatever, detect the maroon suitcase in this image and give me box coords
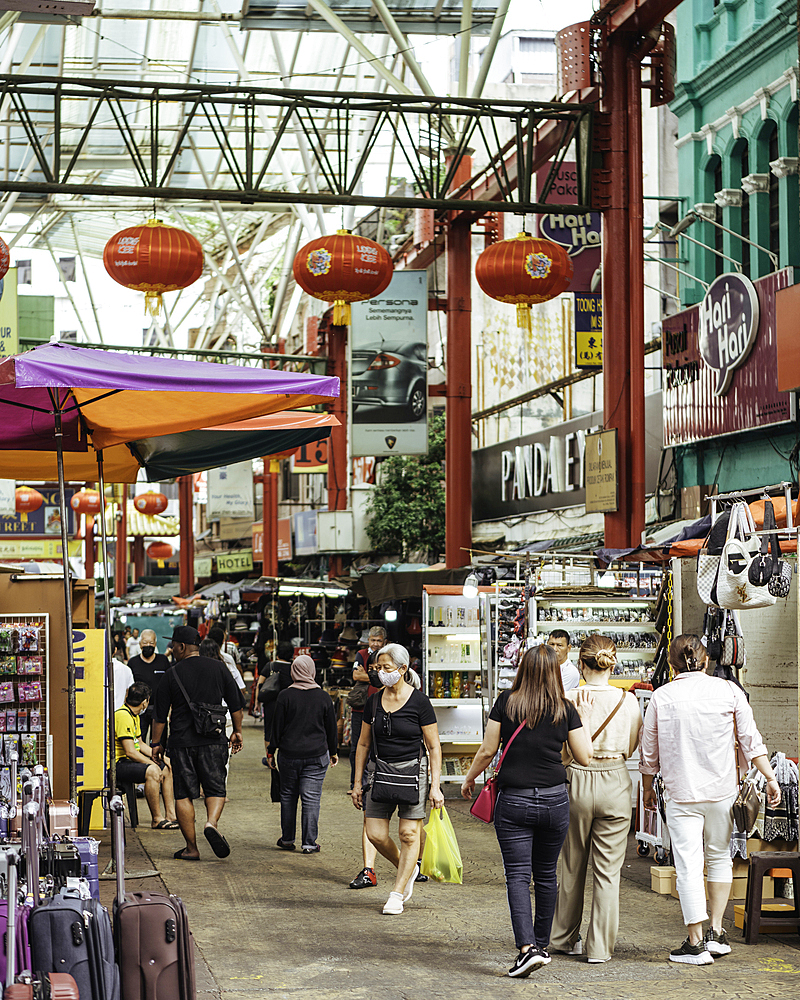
[110,798,196,1000]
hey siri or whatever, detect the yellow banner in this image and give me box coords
[0,269,18,358]
[73,629,107,829]
[0,539,82,559]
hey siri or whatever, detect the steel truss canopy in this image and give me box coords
[240,0,500,35]
[0,75,593,213]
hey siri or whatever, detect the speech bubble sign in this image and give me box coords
[698,273,760,395]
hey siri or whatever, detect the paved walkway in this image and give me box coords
[103,720,800,1000]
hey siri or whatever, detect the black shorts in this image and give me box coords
[116,758,159,784]
[170,744,229,800]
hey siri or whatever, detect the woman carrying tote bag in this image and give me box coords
[461,645,593,978]
[550,635,642,964]
[351,643,443,916]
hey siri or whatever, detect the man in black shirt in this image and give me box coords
[127,629,169,743]
[152,625,245,862]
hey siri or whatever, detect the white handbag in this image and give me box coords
[715,503,777,610]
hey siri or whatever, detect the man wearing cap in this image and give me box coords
[152,625,245,861]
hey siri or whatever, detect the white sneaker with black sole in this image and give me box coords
[508,947,551,978]
[669,939,714,965]
[704,927,731,956]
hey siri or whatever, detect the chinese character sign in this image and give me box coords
[574,293,603,369]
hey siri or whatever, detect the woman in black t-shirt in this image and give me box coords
[461,644,594,979]
[351,643,443,916]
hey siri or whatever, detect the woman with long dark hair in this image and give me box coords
[550,634,642,964]
[461,644,594,978]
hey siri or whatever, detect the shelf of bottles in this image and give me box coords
[531,599,658,682]
[422,586,487,783]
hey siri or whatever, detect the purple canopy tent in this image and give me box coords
[0,343,340,800]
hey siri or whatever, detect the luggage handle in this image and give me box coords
[23,802,40,907]
[109,795,126,905]
[8,746,18,820]
[5,848,20,989]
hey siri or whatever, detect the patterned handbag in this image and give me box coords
[696,509,731,606]
[719,610,745,669]
[769,559,793,598]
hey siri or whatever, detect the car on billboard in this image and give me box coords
[351,340,427,423]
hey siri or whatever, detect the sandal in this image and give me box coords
[153,820,180,830]
[173,849,200,861]
[204,825,231,858]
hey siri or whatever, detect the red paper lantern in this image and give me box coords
[103,220,203,316]
[292,229,393,326]
[147,542,175,561]
[133,491,169,516]
[475,232,573,331]
[15,486,44,523]
[70,489,104,515]
[0,237,9,281]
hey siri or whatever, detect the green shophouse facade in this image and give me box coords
[669,0,799,493]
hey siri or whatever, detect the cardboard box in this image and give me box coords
[734,902,797,932]
[651,865,675,894]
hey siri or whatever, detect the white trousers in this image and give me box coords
[665,795,735,927]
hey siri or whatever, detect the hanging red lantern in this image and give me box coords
[103,220,203,316]
[0,237,9,281]
[70,489,104,516]
[15,486,44,524]
[133,491,169,516]
[147,542,175,561]
[292,229,393,326]
[475,232,573,331]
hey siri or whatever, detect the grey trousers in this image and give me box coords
[550,759,631,962]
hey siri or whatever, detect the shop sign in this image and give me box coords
[350,270,428,458]
[291,438,328,474]
[662,269,795,447]
[574,292,603,368]
[535,163,601,293]
[0,480,14,516]
[207,462,254,521]
[0,486,75,535]
[0,538,81,559]
[472,394,663,520]
[698,273,759,395]
[0,269,19,358]
[252,519,292,561]
[73,628,106,827]
[584,430,618,513]
[194,557,212,578]
[216,549,253,574]
[294,510,318,555]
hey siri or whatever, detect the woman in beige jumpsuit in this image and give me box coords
[549,634,642,963]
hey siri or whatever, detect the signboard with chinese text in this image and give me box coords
[574,292,603,368]
[0,538,81,560]
[0,486,75,536]
[252,519,292,562]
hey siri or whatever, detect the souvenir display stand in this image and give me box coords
[422,585,487,784]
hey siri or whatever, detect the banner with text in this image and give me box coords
[207,462,255,521]
[0,269,19,358]
[350,271,428,457]
[74,628,106,829]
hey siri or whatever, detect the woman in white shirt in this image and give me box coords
[639,634,781,965]
[550,634,642,964]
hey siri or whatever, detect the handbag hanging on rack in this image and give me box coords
[718,610,745,669]
[715,502,777,610]
[748,499,779,587]
[696,508,731,606]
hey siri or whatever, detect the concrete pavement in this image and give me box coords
[102,718,800,999]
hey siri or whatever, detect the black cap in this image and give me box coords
[172,625,200,646]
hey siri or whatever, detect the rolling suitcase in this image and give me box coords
[111,796,196,1000]
[2,846,79,1000]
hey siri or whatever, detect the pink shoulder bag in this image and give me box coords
[469,720,527,824]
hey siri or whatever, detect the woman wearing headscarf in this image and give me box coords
[266,655,338,854]
[550,634,642,964]
[640,634,780,965]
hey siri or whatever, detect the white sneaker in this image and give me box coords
[403,862,420,902]
[382,891,404,915]
[567,937,583,956]
[588,957,611,964]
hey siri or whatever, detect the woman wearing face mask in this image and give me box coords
[351,643,443,915]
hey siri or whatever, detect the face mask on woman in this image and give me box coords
[378,668,402,688]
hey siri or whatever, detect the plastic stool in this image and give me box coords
[743,851,800,944]
[115,781,139,829]
[77,789,104,836]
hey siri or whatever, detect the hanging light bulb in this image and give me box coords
[462,572,479,600]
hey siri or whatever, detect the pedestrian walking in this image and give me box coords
[640,634,781,965]
[550,634,642,963]
[127,628,170,743]
[461,644,594,978]
[151,625,245,861]
[351,643,443,915]
[267,655,338,854]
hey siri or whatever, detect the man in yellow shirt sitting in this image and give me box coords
[115,681,179,829]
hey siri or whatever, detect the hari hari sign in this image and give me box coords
[698,273,759,395]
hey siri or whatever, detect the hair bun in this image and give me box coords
[596,649,616,670]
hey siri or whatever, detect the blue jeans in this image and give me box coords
[279,753,330,849]
[349,711,363,790]
[494,784,571,950]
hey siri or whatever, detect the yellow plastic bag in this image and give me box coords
[420,806,463,884]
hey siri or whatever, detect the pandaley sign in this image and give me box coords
[662,269,795,447]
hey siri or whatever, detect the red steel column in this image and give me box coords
[114,486,127,599]
[262,461,278,578]
[327,320,348,579]
[601,34,634,549]
[445,216,473,568]
[178,475,194,596]
[131,536,144,583]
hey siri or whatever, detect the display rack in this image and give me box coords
[422,585,487,783]
[480,582,529,700]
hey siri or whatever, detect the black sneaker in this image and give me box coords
[669,939,714,965]
[302,844,321,855]
[415,871,429,883]
[704,927,731,956]
[276,838,296,851]
[508,947,551,978]
[349,867,377,889]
